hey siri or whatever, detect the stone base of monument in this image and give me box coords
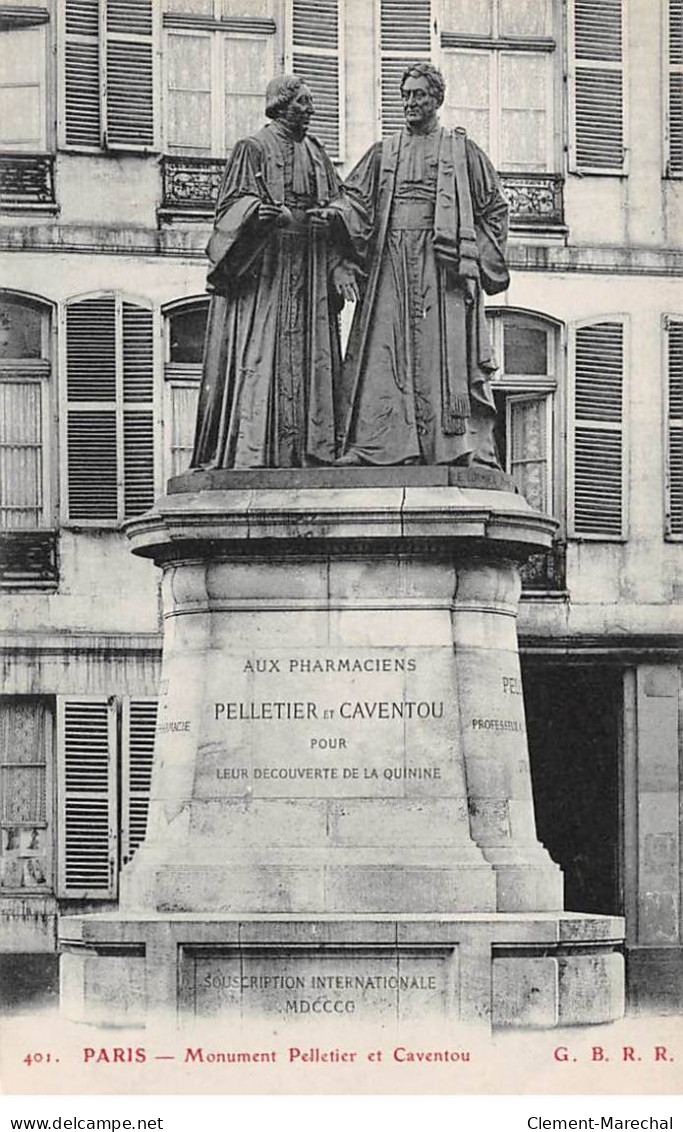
[58,470,625,1030]
[58,912,625,1030]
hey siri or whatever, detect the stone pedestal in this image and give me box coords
[59,468,624,1029]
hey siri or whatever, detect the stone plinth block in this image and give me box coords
[58,911,625,1031]
[119,471,561,916]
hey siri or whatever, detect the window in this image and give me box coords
[665,316,683,538]
[666,0,683,176]
[568,317,627,539]
[1,698,52,894]
[0,293,52,530]
[62,293,158,525]
[487,311,558,515]
[56,696,156,899]
[163,0,277,157]
[568,0,627,174]
[0,10,49,152]
[62,0,156,151]
[440,0,557,173]
[164,300,207,479]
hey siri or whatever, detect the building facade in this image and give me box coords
[0,0,682,1013]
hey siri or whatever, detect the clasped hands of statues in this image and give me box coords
[256,200,364,304]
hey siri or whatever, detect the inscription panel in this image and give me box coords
[168,647,468,801]
[183,947,458,1025]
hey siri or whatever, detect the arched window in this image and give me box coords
[163,298,208,480]
[0,293,52,530]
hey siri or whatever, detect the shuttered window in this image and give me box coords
[1,698,52,894]
[665,317,683,537]
[0,295,51,530]
[57,697,118,899]
[441,0,556,172]
[290,0,342,159]
[63,0,157,151]
[568,319,627,539]
[63,293,157,525]
[121,698,157,866]
[380,0,433,136]
[164,301,206,479]
[163,1,276,156]
[569,0,627,173]
[667,0,683,175]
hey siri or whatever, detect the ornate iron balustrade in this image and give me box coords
[0,531,58,588]
[160,155,224,215]
[0,153,55,208]
[161,157,565,231]
[500,173,564,230]
[520,541,566,593]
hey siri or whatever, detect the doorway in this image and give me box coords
[521,662,623,916]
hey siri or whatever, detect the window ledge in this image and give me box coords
[0,202,59,215]
[157,207,213,225]
[521,590,570,602]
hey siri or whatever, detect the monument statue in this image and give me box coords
[191,75,356,470]
[60,69,624,1038]
[318,62,510,467]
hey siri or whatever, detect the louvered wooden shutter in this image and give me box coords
[57,697,118,898]
[65,295,118,521]
[121,698,157,865]
[291,0,342,160]
[569,319,627,539]
[380,0,433,137]
[64,0,102,147]
[63,0,156,149]
[65,294,155,523]
[666,318,683,536]
[569,0,626,173]
[104,0,155,149]
[668,0,683,175]
[122,301,155,516]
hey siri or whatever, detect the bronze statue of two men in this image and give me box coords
[191,64,510,472]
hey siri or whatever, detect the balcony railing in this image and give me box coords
[520,542,566,593]
[161,157,565,231]
[159,155,224,217]
[500,173,565,231]
[0,531,59,588]
[0,153,56,209]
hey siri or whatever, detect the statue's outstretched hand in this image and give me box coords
[332,261,366,304]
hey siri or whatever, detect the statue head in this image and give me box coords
[400,62,445,132]
[265,74,314,140]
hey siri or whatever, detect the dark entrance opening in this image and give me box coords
[521,661,622,916]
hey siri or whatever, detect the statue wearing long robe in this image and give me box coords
[329,126,510,465]
[191,121,344,468]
